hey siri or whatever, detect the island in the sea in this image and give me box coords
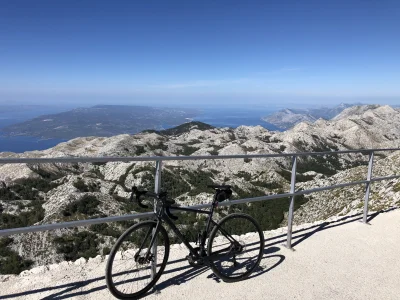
[1,105,199,139]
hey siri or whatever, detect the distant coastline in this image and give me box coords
[0,105,280,153]
[0,134,66,153]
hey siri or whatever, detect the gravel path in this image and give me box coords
[1,209,399,300]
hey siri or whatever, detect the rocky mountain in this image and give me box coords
[275,105,400,151]
[1,105,199,139]
[0,104,399,274]
[263,103,355,130]
[262,108,317,130]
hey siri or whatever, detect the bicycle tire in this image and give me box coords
[105,221,170,299]
[207,213,264,282]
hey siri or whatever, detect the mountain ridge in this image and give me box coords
[263,103,358,129]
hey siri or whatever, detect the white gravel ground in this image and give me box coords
[1,209,399,300]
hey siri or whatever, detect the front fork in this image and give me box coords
[135,221,161,264]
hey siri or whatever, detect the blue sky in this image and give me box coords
[0,0,399,108]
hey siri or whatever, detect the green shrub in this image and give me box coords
[183,170,215,196]
[0,178,61,201]
[209,149,219,155]
[251,180,283,190]
[0,237,33,274]
[73,178,89,192]
[62,195,100,217]
[90,223,121,238]
[233,186,262,199]
[188,139,201,145]
[162,168,191,198]
[147,142,168,151]
[242,146,256,152]
[0,188,19,200]
[296,156,339,176]
[159,122,214,136]
[135,145,146,156]
[102,247,111,256]
[236,171,252,181]
[53,231,99,261]
[16,178,60,194]
[176,145,198,156]
[0,200,45,230]
[227,194,308,231]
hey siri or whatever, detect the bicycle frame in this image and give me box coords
[162,205,215,257]
[141,199,239,264]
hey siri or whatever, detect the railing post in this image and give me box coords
[286,155,297,250]
[363,152,374,224]
[151,160,162,280]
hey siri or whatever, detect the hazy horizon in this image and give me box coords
[1,1,399,108]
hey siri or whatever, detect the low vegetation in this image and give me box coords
[62,195,100,217]
[159,122,215,136]
[53,231,100,261]
[0,237,33,274]
[176,145,198,156]
[0,200,45,230]
[73,178,100,193]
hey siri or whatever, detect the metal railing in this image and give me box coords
[0,147,399,253]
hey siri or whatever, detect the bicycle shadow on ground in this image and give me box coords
[1,207,396,300]
[154,246,284,291]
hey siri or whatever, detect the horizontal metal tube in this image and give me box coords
[0,212,154,237]
[371,175,400,182]
[296,180,369,195]
[0,193,292,237]
[0,147,399,164]
[190,193,293,209]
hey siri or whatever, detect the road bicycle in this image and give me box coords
[105,185,265,299]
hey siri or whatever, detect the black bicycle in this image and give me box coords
[105,185,264,299]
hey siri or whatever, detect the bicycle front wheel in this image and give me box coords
[105,221,170,299]
[207,213,264,282]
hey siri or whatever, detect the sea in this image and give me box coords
[0,106,280,153]
[0,107,69,153]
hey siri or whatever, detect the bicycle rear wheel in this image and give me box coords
[105,221,170,299]
[207,213,264,282]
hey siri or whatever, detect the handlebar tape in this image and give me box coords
[131,186,149,209]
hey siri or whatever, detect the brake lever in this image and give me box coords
[131,186,149,209]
